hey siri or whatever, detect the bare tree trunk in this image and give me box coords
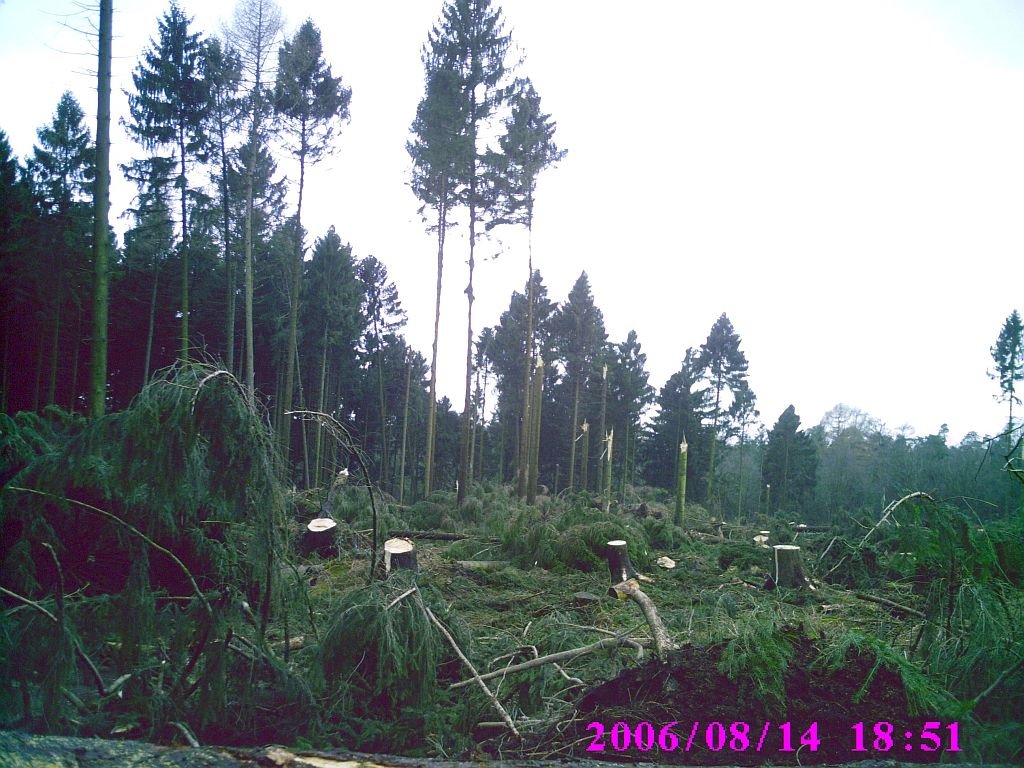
[47,278,62,406]
[89,0,112,418]
[527,358,543,504]
[568,377,580,491]
[424,195,447,497]
[398,352,412,504]
[458,196,477,507]
[143,265,160,384]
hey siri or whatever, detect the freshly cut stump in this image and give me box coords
[773,544,811,588]
[606,539,639,583]
[384,537,417,574]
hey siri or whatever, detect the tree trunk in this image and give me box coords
[674,438,688,526]
[423,194,447,497]
[527,358,543,505]
[47,277,62,406]
[220,122,235,375]
[384,538,417,574]
[178,129,189,362]
[281,134,308,469]
[568,377,580,491]
[580,421,590,492]
[89,0,112,418]
[314,324,328,488]
[458,195,477,507]
[398,353,412,504]
[143,264,160,384]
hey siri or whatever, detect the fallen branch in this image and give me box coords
[967,649,1024,711]
[825,491,936,578]
[449,635,651,690]
[854,591,927,619]
[417,593,519,739]
[387,530,495,542]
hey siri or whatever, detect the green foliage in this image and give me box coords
[316,573,467,752]
[817,630,958,717]
[717,610,795,717]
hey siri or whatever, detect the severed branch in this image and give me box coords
[449,634,651,690]
[416,593,520,739]
[967,649,1024,711]
[825,491,936,578]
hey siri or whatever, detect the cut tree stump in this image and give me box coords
[606,539,639,583]
[384,537,417,574]
[773,544,812,589]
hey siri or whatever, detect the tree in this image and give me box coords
[487,78,566,498]
[991,309,1023,439]
[552,272,607,492]
[29,92,95,410]
[642,348,710,497]
[357,255,407,489]
[89,0,111,417]
[408,64,471,497]
[204,37,243,374]
[763,405,817,517]
[698,313,750,502]
[607,330,654,495]
[274,19,351,468]
[422,0,512,506]
[126,2,210,361]
[225,0,284,400]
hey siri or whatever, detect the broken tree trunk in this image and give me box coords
[773,544,811,589]
[605,540,675,660]
[384,538,417,574]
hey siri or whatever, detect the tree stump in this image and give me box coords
[302,516,338,557]
[773,544,811,588]
[384,537,417,574]
[606,539,639,583]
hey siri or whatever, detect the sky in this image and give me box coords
[1,0,1022,444]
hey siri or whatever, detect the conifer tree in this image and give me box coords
[763,405,817,516]
[408,65,471,497]
[552,272,607,492]
[225,0,284,401]
[990,309,1023,439]
[421,0,512,505]
[204,37,243,374]
[274,20,351,469]
[487,78,565,497]
[699,313,750,502]
[127,2,210,362]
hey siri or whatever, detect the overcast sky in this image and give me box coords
[1,0,1022,444]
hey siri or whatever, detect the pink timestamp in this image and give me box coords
[584,721,963,754]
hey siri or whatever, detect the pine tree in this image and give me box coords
[763,405,817,516]
[990,309,1023,439]
[126,2,210,362]
[408,65,471,498]
[487,78,565,498]
[698,313,750,502]
[225,0,284,401]
[29,92,95,410]
[274,20,351,471]
[204,37,243,374]
[422,0,512,506]
[552,272,607,492]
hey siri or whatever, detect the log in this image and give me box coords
[384,538,417,574]
[605,539,638,583]
[773,544,811,589]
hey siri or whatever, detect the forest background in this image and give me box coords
[1,0,1022,521]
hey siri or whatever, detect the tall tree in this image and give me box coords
[763,405,817,517]
[274,19,351,468]
[357,255,407,488]
[204,37,243,374]
[698,313,750,502]
[990,309,1023,439]
[226,0,284,400]
[552,272,607,492]
[408,66,471,497]
[423,0,512,506]
[29,92,95,409]
[127,1,210,361]
[487,78,566,498]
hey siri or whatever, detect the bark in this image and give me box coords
[773,544,810,589]
[526,358,543,505]
[398,353,412,503]
[568,376,580,491]
[424,191,447,497]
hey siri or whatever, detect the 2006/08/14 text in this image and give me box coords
[584,721,961,754]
